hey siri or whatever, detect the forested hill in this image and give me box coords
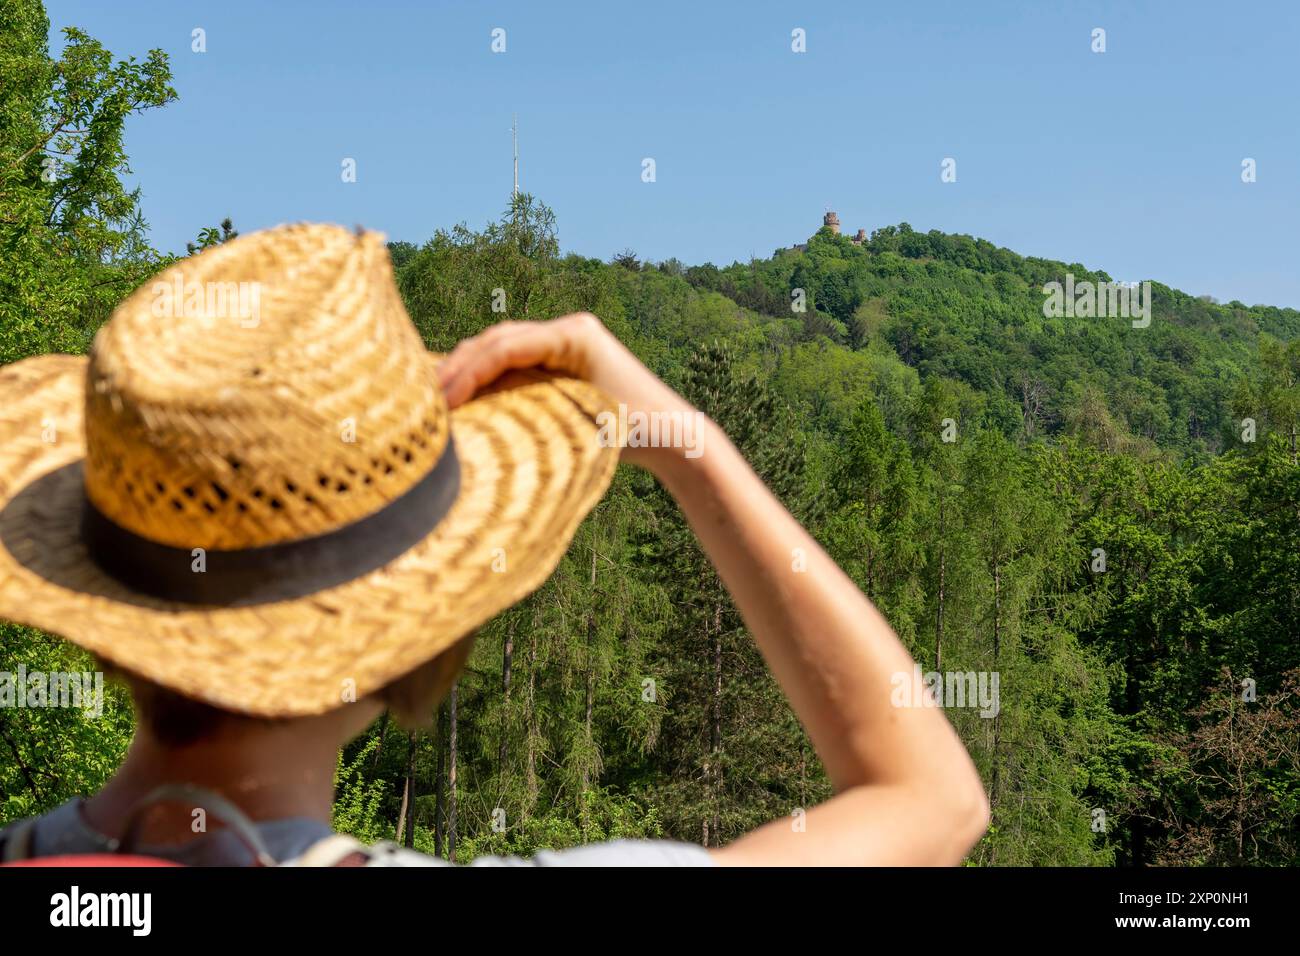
[382,200,1300,866]
[615,221,1300,459]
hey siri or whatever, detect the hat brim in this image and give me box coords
[0,353,618,716]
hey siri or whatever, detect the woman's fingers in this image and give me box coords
[437,315,598,408]
[439,324,547,407]
[436,322,522,393]
[438,314,700,478]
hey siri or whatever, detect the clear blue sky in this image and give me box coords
[49,0,1300,307]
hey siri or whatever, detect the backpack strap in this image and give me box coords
[0,817,38,863]
[117,784,277,866]
[2,794,368,867]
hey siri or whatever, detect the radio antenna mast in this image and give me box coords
[512,113,519,199]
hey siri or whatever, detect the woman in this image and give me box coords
[0,224,987,866]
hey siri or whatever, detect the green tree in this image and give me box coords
[0,0,175,363]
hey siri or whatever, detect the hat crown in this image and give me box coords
[83,224,450,550]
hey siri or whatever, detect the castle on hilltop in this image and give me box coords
[791,211,867,252]
[822,211,867,244]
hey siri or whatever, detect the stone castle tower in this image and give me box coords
[791,211,866,252]
[822,211,867,245]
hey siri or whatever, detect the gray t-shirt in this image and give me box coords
[7,800,714,867]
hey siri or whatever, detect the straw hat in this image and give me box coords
[0,223,618,716]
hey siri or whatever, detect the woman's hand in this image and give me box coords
[436,313,700,474]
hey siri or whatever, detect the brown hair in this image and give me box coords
[106,634,475,748]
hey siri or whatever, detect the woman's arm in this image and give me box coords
[438,314,990,865]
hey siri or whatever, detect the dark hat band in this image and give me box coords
[80,441,461,607]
